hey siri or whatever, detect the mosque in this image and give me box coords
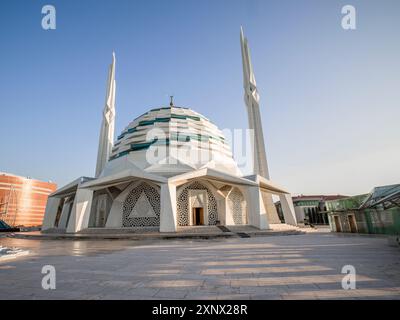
[42,28,297,233]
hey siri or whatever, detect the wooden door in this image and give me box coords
[334,216,342,232]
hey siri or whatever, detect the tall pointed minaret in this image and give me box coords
[95,52,116,177]
[240,27,281,223]
[240,27,270,178]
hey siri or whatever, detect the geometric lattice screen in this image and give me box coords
[228,187,247,225]
[123,182,160,227]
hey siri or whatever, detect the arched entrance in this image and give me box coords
[177,181,218,226]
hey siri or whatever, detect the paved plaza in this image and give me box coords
[0,231,399,300]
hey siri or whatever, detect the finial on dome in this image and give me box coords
[170,95,174,107]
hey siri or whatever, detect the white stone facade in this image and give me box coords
[42,28,297,233]
[43,170,296,233]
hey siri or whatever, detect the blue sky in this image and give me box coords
[0,0,399,195]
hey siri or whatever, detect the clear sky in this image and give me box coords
[0,0,399,196]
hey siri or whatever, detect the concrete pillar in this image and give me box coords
[41,197,61,230]
[262,192,281,224]
[105,194,124,228]
[58,198,72,229]
[66,188,93,233]
[280,193,297,226]
[225,197,235,226]
[217,198,227,225]
[160,183,177,232]
[248,186,269,230]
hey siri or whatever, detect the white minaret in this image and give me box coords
[240,27,281,223]
[240,27,270,178]
[95,52,116,177]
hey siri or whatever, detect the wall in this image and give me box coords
[364,207,400,235]
[329,207,400,235]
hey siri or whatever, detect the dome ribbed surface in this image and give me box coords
[110,106,233,162]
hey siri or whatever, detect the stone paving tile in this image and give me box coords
[177,274,207,280]
[1,233,400,300]
[286,283,321,291]
[154,288,189,299]
[96,293,147,300]
[282,288,400,300]
[126,288,160,297]
[216,293,251,300]
[201,279,232,288]
[185,290,219,300]
[201,265,333,276]
[238,287,268,295]
[230,279,259,287]
[144,279,204,289]
[281,294,320,300]
[212,286,240,294]
[250,294,282,300]
[355,280,399,289]
[314,282,344,290]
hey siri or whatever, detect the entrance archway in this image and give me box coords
[177,180,218,226]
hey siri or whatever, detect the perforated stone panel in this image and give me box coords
[177,181,218,226]
[228,187,246,225]
[123,182,160,227]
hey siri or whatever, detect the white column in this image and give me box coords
[280,193,297,226]
[262,192,281,224]
[160,183,177,232]
[41,197,61,230]
[105,195,124,228]
[224,197,235,226]
[66,188,93,233]
[248,186,269,230]
[58,199,72,229]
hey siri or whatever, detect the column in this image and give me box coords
[66,187,93,233]
[58,198,72,229]
[262,192,281,223]
[42,197,61,230]
[279,193,297,226]
[160,183,177,232]
[224,197,235,226]
[247,186,269,230]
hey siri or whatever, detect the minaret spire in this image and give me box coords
[240,27,269,178]
[95,52,116,177]
[240,27,282,224]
